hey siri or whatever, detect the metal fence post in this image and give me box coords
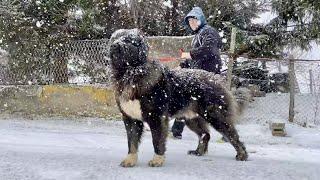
[309,69,314,94]
[226,27,237,90]
[288,58,295,122]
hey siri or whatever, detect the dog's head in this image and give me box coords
[108,29,148,71]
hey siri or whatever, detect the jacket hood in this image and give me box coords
[184,7,207,32]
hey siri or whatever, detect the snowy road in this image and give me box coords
[0,116,319,180]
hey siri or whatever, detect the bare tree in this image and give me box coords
[129,0,140,26]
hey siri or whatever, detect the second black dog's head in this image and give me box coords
[109,29,148,72]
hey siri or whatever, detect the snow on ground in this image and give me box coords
[0,114,319,180]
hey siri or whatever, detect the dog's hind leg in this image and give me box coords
[185,116,210,156]
[146,116,168,167]
[209,117,248,161]
[120,116,144,167]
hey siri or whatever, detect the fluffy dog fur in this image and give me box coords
[108,29,248,167]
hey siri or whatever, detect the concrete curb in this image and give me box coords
[0,85,120,118]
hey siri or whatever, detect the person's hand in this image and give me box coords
[181,52,191,59]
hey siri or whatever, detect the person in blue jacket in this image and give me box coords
[172,6,223,139]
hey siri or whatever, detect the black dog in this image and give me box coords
[108,29,248,167]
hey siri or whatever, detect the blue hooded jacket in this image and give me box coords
[181,7,222,74]
[184,7,207,32]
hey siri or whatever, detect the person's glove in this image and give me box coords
[179,59,193,68]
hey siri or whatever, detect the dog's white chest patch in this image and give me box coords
[120,99,143,120]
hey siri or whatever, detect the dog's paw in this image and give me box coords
[236,151,248,161]
[148,154,165,167]
[120,153,138,167]
[187,150,204,156]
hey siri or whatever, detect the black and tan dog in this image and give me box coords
[108,29,248,167]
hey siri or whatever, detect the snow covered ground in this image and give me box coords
[0,115,319,180]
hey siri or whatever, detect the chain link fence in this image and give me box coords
[1,37,319,125]
[293,60,320,126]
[234,58,320,126]
[0,39,111,85]
[65,39,111,84]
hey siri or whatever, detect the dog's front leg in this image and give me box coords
[147,116,168,167]
[120,116,144,167]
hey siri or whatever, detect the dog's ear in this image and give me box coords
[107,30,122,58]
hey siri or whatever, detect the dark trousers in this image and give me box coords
[171,118,185,136]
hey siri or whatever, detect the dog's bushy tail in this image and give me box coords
[232,87,252,114]
[226,89,241,124]
[222,87,251,125]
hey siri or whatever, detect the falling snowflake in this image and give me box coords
[219,31,224,37]
[222,38,227,43]
[191,96,197,100]
[36,21,44,28]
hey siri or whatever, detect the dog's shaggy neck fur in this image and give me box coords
[111,61,165,100]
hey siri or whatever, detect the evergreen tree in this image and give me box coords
[237,0,320,58]
[1,0,73,83]
[270,0,320,48]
